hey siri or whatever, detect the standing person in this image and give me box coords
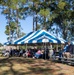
[72,44,74,54]
[49,48,54,59]
[69,42,74,54]
[49,43,52,50]
[49,43,54,59]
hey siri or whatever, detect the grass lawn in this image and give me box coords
[0,57,74,75]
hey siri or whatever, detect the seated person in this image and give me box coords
[34,50,42,58]
[59,47,63,58]
[63,42,73,59]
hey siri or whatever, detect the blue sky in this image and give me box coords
[0,10,33,44]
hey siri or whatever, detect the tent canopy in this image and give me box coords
[13,30,66,45]
[4,41,11,45]
[22,30,61,44]
[14,31,33,44]
[25,35,57,43]
[14,30,41,44]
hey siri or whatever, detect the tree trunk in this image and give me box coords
[43,16,46,30]
[33,2,35,32]
[35,12,37,31]
[8,8,11,42]
[33,14,34,32]
[16,6,19,38]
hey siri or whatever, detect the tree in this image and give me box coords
[27,0,40,31]
[0,0,74,41]
[5,21,16,41]
[0,43,3,47]
[7,0,27,38]
[0,0,28,41]
[53,0,74,39]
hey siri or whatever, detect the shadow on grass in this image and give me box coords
[27,67,54,75]
[0,57,66,75]
[58,73,65,75]
[0,57,34,64]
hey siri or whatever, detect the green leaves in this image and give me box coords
[0,0,74,40]
[5,22,16,35]
[39,9,50,17]
[2,9,9,14]
[5,25,10,35]
[49,13,58,22]
[58,1,67,10]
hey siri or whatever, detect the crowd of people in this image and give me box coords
[1,42,74,60]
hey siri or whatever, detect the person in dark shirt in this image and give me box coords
[63,41,72,58]
[72,45,74,54]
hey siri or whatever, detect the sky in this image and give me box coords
[0,10,33,44]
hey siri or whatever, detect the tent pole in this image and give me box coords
[45,42,46,60]
[26,43,27,50]
[56,44,58,52]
